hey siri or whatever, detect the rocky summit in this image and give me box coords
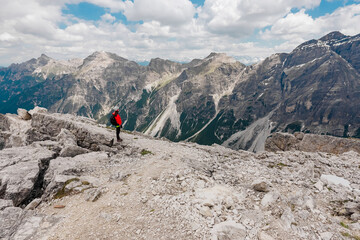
[1,31,359,151]
[0,108,360,240]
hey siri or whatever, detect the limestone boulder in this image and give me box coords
[31,112,114,150]
[43,152,108,198]
[17,108,32,120]
[0,146,56,206]
[0,114,10,131]
[0,206,60,240]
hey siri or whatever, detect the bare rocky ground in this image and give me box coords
[1,108,360,240]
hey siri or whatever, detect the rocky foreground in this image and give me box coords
[1,108,360,240]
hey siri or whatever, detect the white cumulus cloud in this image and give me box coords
[0,0,359,67]
[197,0,321,37]
[262,4,360,53]
[123,0,196,26]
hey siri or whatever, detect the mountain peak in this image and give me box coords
[148,58,182,74]
[39,54,51,60]
[204,52,236,64]
[319,31,347,41]
[37,54,52,65]
[205,52,226,59]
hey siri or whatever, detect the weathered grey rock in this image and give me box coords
[31,140,62,155]
[31,112,114,150]
[266,132,360,154]
[56,128,77,146]
[199,206,213,217]
[85,188,102,202]
[252,180,270,192]
[211,221,247,240]
[319,232,333,240]
[0,114,10,131]
[59,145,89,158]
[0,146,56,206]
[280,208,295,230]
[0,207,24,238]
[314,180,324,191]
[351,213,360,221]
[0,199,14,210]
[0,132,11,150]
[25,198,42,210]
[44,152,107,198]
[26,128,53,143]
[294,132,304,140]
[0,206,60,240]
[258,231,276,240]
[261,191,279,207]
[28,106,48,114]
[43,174,78,200]
[320,174,351,189]
[17,108,32,120]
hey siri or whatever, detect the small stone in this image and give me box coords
[314,180,323,191]
[225,196,234,209]
[294,132,304,140]
[199,206,213,218]
[320,174,351,189]
[0,199,14,210]
[281,208,295,230]
[25,198,42,210]
[253,181,269,192]
[211,221,247,240]
[54,205,65,209]
[17,108,32,120]
[85,188,102,202]
[258,231,276,240]
[319,232,333,240]
[261,191,279,207]
[203,200,214,208]
[351,213,360,221]
[304,196,316,212]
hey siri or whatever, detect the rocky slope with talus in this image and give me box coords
[0,108,360,240]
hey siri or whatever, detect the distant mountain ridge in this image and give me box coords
[0,31,359,151]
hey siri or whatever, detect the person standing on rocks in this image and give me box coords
[110,107,123,142]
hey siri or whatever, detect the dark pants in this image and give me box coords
[116,125,121,140]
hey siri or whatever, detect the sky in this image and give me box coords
[0,0,360,66]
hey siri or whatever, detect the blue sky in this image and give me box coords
[1,0,360,66]
[62,0,357,21]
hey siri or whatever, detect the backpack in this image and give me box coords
[110,114,118,125]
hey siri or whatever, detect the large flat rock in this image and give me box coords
[0,146,56,206]
[30,113,113,150]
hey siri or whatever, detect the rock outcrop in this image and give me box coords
[265,132,360,154]
[0,108,360,239]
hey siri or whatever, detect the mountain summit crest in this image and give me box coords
[319,31,347,41]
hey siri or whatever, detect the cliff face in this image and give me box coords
[1,32,359,151]
[1,108,360,239]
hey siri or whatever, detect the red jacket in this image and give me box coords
[112,111,122,125]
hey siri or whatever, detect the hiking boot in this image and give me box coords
[117,138,123,142]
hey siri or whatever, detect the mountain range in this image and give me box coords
[1,31,359,151]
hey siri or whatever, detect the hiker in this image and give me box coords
[110,107,123,142]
